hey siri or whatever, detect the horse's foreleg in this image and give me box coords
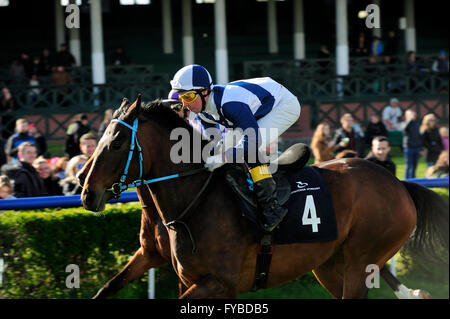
[179,275,235,299]
[93,247,166,299]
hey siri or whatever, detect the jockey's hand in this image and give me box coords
[204,153,226,172]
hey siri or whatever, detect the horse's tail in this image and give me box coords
[401,181,449,265]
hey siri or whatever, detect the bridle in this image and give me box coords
[107,117,213,253]
[106,118,207,198]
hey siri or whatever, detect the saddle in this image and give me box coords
[224,142,311,229]
[224,143,312,291]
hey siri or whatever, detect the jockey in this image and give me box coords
[170,64,301,232]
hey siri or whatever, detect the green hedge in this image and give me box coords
[0,203,154,298]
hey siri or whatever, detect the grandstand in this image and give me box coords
[0,0,448,146]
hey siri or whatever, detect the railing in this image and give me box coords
[1,64,163,86]
[241,54,443,78]
[0,178,447,211]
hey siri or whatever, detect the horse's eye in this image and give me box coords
[111,140,122,150]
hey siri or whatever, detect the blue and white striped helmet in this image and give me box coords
[170,64,213,91]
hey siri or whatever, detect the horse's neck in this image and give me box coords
[144,129,209,224]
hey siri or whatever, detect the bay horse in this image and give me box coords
[80,95,448,298]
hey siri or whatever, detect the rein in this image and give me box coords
[107,118,207,196]
[109,117,212,254]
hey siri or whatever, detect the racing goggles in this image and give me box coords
[178,90,199,103]
[170,103,183,112]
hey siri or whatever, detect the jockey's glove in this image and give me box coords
[204,153,226,172]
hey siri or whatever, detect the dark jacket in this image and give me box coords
[333,128,365,158]
[401,120,422,149]
[365,152,396,176]
[64,121,91,158]
[421,128,444,163]
[365,122,388,145]
[12,161,47,198]
[5,132,37,158]
[34,134,48,157]
[43,176,63,196]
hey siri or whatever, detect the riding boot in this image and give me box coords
[249,164,288,232]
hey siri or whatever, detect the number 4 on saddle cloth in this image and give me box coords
[225,143,338,244]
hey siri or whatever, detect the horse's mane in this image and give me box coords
[112,98,193,133]
[140,99,194,134]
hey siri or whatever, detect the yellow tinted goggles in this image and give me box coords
[178,91,199,103]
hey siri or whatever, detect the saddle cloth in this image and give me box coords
[225,165,338,245]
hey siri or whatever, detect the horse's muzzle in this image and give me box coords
[81,188,107,212]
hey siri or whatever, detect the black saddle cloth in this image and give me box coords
[224,143,338,244]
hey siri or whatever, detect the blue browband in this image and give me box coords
[107,118,205,198]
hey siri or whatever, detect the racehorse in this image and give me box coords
[80,95,448,298]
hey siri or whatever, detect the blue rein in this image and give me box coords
[107,118,206,198]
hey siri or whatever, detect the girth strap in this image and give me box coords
[251,233,274,291]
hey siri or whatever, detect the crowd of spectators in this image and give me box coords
[0,113,99,199]
[311,99,448,180]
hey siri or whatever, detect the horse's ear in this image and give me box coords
[120,97,129,109]
[126,93,142,118]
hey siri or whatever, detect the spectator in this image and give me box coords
[98,109,113,138]
[431,50,449,73]
[425,150,449,178]
[310,123,335,163]
[0,175,15,199]
[383,31,399,60]
[335,150,358,159]
[19,53,33,78]
[65,114,92,158]
[32,157,63,196]
[353,32,369,57]
[30,57,41,77]
[420,113,444,167]
[405,51,418,73]
[8,59,26,83]
[28,123,48,158]
[317,44,331,59]
[365,114,388,146]
[51,65,72,100]
[60,154,88,195]
[5,118,37,160]
[79,133,97,158]
[1,87,18,139]
[370,36,384,57]
[382,98,402,131]
[332,113,364,157]
[0,135,6,167]
[317,45,331,75]
[365,136,396,176]
[401,109,422,179]
[439,126,449,151]
[110,47,131,66]
[53,156,69,180]
[38,48,54,76]
[28,74,41,104]
[54,43,76,68]
[381,55,396,73]
[10,142,47,198]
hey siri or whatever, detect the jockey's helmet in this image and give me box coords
[170,64,213,91]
